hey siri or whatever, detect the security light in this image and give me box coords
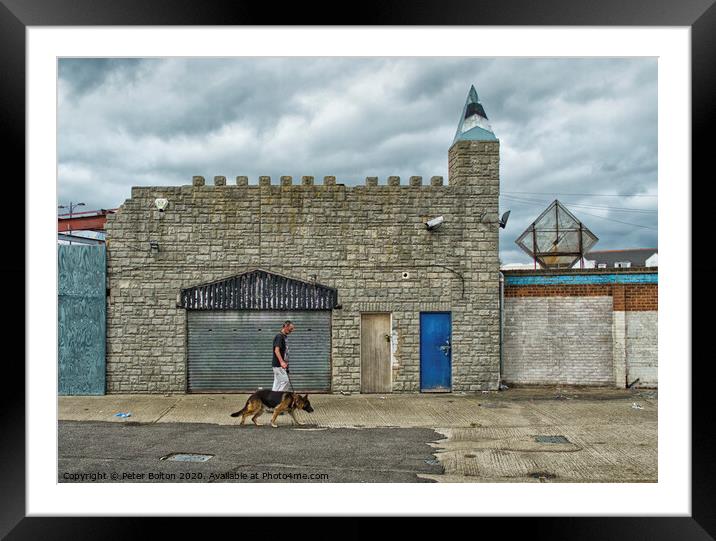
[499,210,511,229]
[425,216,444,230]
[155,198,169,212]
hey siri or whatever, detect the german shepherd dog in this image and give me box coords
[230,389,314,428]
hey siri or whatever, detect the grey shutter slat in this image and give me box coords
[188,310,331,392]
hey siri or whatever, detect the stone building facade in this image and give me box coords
[104,86,502,394]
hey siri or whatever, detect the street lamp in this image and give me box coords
[58,202,85,245]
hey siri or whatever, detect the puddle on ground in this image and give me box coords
[160,453,214,462]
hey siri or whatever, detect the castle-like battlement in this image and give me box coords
[188,175,447,187]
[128,169,505,201]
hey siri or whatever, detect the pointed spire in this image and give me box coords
[453,84,497,144]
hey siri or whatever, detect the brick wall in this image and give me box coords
[502,296,614,385]
[105,140,501,393]
[624,285,658,311]
[502,269,658,388]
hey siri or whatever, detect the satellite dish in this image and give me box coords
[499,210,511,229]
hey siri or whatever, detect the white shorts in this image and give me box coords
[272,367,290,391]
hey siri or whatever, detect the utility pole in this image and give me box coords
[58,201,85,245]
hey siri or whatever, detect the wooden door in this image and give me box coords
[361,313,391,393]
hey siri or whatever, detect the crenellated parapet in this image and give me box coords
[185,175,447,189]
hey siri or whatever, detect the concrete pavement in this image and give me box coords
[58,387,658,482]
[59,422,442,483]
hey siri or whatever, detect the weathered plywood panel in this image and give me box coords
[58,245,106,395]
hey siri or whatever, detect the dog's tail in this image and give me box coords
[231,400,249,417]
[230,404,247,418]
[231,397,251,417]
[230,407,245,417]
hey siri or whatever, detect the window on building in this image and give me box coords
[614,261,631,268]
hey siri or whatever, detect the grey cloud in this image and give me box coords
[58,57,657,264]
[59,58,146,96]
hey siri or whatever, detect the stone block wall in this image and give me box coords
[105,141,501,394]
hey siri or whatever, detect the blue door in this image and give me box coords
[420,312,452,392]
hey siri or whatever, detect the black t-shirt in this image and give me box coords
[272,332,287,368]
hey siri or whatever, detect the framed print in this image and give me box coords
[4,0,710,537]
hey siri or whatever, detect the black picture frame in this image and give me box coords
[4,0,709,537]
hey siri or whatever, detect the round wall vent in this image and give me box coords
[402,272,410,279]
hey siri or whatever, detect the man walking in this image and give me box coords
[272,320,295,391]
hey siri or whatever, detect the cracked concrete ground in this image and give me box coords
[59,386,657,483]
[59,422,443,483]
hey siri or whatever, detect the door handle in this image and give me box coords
[384,333,391,342]
[439,339,451,356]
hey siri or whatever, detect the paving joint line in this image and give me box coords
[153,400,181,423]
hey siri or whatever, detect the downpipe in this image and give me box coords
[499,271,505,388]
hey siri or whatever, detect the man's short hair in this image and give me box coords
[283,320,293,327]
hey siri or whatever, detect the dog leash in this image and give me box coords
[285,368,296,392]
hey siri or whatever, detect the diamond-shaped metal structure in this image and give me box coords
[515,200,598,269]
[453,85,497,144]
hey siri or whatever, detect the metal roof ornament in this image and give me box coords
[453,84,497,144]
[515,200,599,269]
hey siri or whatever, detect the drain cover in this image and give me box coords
[529,471,557,479]
[535,435,570,444]
[160,453,213,462]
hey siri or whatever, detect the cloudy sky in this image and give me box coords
[58,58,657,264]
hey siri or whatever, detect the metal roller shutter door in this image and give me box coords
[188,310,331,392]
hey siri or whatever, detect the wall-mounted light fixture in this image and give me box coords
[149,240,160,253]
[499,210,511,229]
[425,216,444,231]
[155,198,169,212]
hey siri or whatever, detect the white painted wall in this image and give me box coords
[625,311,658,387]
[503,296,614,385]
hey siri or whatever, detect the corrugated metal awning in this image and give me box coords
[179,269,338,310]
